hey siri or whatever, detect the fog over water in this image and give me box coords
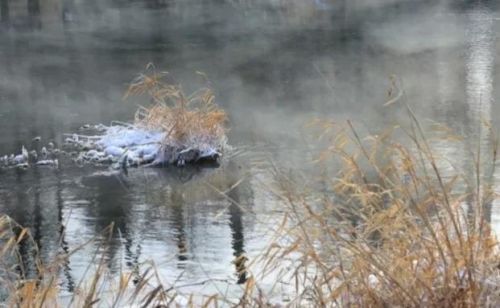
[0,0,499,300]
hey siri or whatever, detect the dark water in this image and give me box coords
[0,0,500,299]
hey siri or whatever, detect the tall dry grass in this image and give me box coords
[249,90,500,306]
[124,64,227,148]
[0,216,233,307]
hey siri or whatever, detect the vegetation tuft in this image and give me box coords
[251,86,500,306]
[125,64,227,151]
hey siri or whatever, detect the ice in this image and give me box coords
[36,159,59,167]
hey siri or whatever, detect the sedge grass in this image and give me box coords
[125,64,227,151]
[250,86,500,306]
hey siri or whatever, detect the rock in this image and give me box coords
[177,148,200,165]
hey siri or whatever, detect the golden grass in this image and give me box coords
[124,64,227,147]
[0,216,59,307]
[252,94,500,306]
[0,217,216,307]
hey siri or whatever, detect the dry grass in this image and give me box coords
[250,89,500,306]
[124,64,227,148]
[0,216,233,307]
[0,216,59,307]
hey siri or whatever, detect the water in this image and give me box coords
[0,0,500,301]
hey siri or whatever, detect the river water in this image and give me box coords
[0,0,499,302]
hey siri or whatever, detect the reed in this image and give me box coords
[125,64,227,149]
[250,90,500,306]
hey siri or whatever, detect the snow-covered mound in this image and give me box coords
[0,122,224,171]
[65,122,225,167]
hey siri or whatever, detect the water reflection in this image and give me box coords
[423,3,498,228]
[0,0,8,26]
[81,171,133,269]
[170,189,188,264]
[227,176,248,284]
[465,5,495,224]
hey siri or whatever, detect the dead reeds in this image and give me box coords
[124,64,227,149]
[252,84,500,307]
[0,215,222,307]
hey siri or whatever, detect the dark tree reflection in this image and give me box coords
[227,183,247,284]
[27,0,41,29]
[0,0,9,25]
[170,189,188,265]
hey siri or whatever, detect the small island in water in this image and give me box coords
[0,65,228,170]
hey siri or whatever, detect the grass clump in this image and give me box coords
[252,102,500,306]
[125,64,228,160]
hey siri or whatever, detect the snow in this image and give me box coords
[0,122,225,170]
[95,125,165,149]
[67,123,225,167]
